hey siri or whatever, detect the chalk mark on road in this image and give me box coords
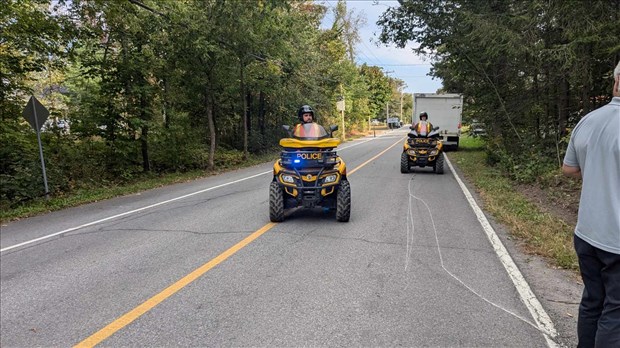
[403,155,558,347]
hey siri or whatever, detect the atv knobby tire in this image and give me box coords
[434,152,444,174]
[336,179,351,222]
[269,181,285,222]
[400,152,410,173]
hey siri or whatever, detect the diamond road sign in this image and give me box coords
[23,96,50,132]
[22,96,51,197]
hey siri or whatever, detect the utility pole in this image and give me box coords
[337,85,346,141]
[386,102,389,128]
[340,98,345,141]
[400,92,403,120]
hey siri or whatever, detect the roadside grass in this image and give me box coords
[1,151,280,223]
[449,136,578,271]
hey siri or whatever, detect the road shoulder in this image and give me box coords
[448,155,580,347]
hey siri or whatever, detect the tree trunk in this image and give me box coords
[558,77,569,137]
[141,125,150,172]
[206,94,216,170]
[203,63,217,171]
[140,84,150,172]
[163,77,170,129]
[259,91,266,135]
[246,90,252,138]
[533,73,541,140]
[240,61,248,158]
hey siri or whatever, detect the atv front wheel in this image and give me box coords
[269,181,285,222]
[336,179,351,222]
[400,152,410,173]
[434,153,444,174]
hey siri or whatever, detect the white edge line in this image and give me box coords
[1,136,380,253]
[444,154,559,346]
[1,171,272,253]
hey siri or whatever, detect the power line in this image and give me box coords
[359,39,383,65]
[369,63,432,66]
[356,48,381,66]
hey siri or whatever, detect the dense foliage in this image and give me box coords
[1,0,403,205]
[378,0,620,182]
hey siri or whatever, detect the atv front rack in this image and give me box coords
[408,137,438,147]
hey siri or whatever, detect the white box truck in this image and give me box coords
[413,93,463,150]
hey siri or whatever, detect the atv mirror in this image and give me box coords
[433,126,440,131]
[282,125,293,137]
[329,125,338,137]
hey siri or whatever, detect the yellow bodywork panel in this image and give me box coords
[273,160,284,175]
[321,187,335,196]
[279,138,341,149]
[302,174,317,182]
[335,158,346,175]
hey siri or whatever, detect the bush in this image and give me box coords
[150,123,210,171]
[0,121,44,203]
[484,137,561,184]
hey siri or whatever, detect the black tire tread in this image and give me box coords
[336,180,351,222]
[435,152,444,174]
[400,152,410,173]
[269,181,284,222]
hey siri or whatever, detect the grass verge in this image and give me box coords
[1,151,279,223]
[449,136,578,271]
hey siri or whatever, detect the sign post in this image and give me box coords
[337,95,345,141]
[23,96,50,199]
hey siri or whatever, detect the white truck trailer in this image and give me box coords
[413,93,463,150]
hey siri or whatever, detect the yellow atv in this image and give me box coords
[401,126,444,174]
[270,123,350,222]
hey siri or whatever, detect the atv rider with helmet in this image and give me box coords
[293,105,324,139]
[411,111,434,137]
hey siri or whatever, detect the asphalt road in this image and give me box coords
[1,129,574,347]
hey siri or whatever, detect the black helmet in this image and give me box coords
[297,105,315,122]
[419,111,428,120]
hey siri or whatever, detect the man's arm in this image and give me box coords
[562,164,582,178]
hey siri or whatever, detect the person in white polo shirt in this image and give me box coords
[562,60,620,348]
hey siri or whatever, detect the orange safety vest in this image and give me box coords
[414,122,432,135]
[293,123,321,137]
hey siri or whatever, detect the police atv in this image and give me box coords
[269,123,351,222]
[401,125,445,174]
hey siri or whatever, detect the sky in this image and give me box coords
[319,0,443,94]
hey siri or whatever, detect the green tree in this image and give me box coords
[378,0,620,181]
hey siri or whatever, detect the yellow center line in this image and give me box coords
[348,137,404,175]
[74,136,404,348]
[74,223,276,348]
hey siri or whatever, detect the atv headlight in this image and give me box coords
[430,149,439,156]
[323,174,338,183]
[281,174,295,183]
[407,149,416,156]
